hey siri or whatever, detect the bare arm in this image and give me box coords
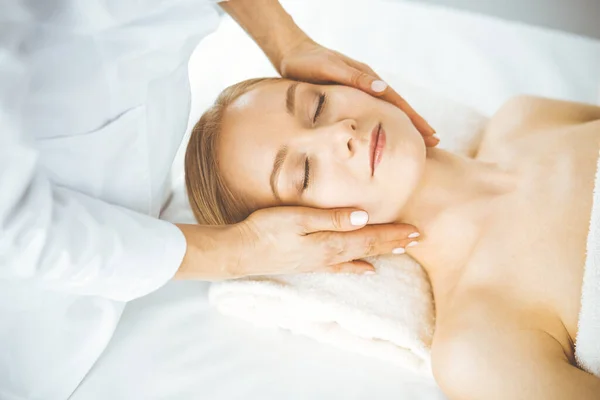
[433,325,600,400]
[218,0,307,71]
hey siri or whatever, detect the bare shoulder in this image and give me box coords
[479,95,600,151]
[431,293,572,399]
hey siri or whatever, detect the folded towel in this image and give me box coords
[575,150,600,378]
[208,80,488,375]
[210,255,435,374]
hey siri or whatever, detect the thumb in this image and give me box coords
[317,260,376,275]
[297,208,370,234]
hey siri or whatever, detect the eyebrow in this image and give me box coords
[270,145,289,201]
[286,82,299,116]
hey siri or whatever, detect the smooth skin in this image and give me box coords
[430,97,600,399]
[176,0,437,280]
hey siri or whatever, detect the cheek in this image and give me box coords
[307,168,365,208]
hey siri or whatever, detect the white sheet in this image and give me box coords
[71,1,600,399]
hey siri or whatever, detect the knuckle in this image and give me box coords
[331,210,345,230]
[351,70,368,87]
[363,235,377,255]
[322,235,346,264]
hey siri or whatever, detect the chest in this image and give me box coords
[465,123,599,345]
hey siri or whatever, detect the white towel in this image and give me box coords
[575,150,600,378]
[210,256,435,374]
[208,79,489,375]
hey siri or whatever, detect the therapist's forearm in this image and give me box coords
[218,0,310,71]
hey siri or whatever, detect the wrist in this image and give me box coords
[263,16,311,72]
[174,223,243,280]
[220,0,311,73]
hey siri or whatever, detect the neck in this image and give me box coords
[397,148,517,297]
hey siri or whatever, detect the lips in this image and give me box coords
[369,123,386,176]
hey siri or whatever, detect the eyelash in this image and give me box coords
[302,157,310,191]
[313,93,327,124]
[303,92,326,192]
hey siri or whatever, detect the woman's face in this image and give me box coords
[218,80,426,223]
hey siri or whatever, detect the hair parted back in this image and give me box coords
[184,77,282,226]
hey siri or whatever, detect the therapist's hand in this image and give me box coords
[278,39,439,147]
[175,208,420,280]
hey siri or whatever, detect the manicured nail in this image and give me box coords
[364,270,376,275]
[350,211,369,226]
[432,134,440,140]
[408,232,420,238]
[371,80,388,93]
[407,241,419,247]
[392,247,406,254]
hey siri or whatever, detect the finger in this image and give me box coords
[358,72,437,138]
[317,260,376,275]
[315,223,421,265]
[296,208,371,234]
[423,134,440,147]
[410,112,437,138]
[318,60,384,96]
[340,57,389,94]
[346,59,381,81]
[380,87,436,136]
[347,68,384,96]
[317,56,437,138]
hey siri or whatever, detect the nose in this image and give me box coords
[323,119,357,159]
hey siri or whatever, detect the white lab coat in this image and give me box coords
[0,1,221,399]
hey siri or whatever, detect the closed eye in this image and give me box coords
[313,93,327,124]
[302,157,310,191]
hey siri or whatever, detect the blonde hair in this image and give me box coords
[184,77,282,226]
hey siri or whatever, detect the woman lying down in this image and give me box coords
[184,77,600,399]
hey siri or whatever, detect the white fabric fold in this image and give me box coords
[210,256,435,375]
[575,149,600,378]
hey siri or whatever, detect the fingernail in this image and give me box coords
[407,241,419,247]
[364,270,376,275]
[392,247,406,254]
[371,80,388,93]
[432,134,440,140]
[350,211,369,226]
[408,232,420,238]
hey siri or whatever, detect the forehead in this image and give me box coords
[226,80,291,123]
[217,80,293,208]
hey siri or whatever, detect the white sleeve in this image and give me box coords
[0,128,187,302]
[0,48,186,301]
[0,2,192,302]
